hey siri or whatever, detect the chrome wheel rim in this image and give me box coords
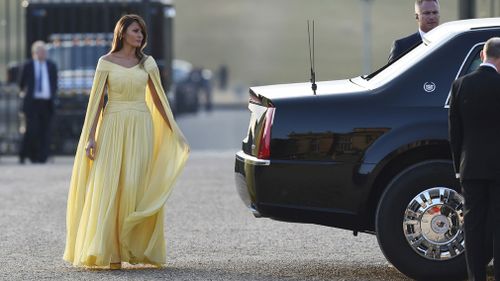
[403,187,465,261]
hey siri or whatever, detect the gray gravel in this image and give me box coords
[0,152,412,281]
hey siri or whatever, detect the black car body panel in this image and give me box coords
[236,18,500,281]
[235,20,500,231]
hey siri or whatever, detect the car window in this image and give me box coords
[49,44,106,71]
[444,43,484,107]
[356,42,432,89]
[465,57,482,75]
[460,46,483,76]
[173,68,189,83]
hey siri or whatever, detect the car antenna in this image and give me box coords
[308,20,317,95]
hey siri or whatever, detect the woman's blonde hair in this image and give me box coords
[110,14,148,65]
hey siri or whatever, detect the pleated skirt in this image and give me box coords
[70,104,156,267]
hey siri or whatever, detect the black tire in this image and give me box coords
[375,160,467,281]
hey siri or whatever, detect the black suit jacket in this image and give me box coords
[19,59,58,114]
[388,32,422,63]
[449,65,500,180]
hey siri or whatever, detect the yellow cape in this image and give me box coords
[63,56,189,266]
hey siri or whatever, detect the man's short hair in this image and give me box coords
[484,37,500,59]
[31,40,46,54]
[415,0,440,12]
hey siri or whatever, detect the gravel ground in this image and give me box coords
[0,152,413,281]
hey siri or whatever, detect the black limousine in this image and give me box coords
[235,18,500,280]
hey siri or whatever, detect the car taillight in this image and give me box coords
[258,107,275,159]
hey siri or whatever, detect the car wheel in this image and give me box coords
[375,160,467,281]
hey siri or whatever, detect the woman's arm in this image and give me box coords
[85,87,106,160]
[148,77,172,130]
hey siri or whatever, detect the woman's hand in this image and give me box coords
[85,138,97,160]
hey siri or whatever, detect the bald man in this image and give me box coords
[449,37,500,281]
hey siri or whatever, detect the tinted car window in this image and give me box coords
[458,44,484,77]
[445,44,484,107]
[463,50,482,75]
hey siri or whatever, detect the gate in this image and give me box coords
[0,0,174,157]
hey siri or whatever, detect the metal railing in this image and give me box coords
[0,85,89,156]
[0,85,21,155]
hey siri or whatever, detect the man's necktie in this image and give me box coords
[36,62,42,92]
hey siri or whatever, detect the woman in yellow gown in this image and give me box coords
[63,14,189,269]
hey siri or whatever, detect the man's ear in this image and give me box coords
[415,13,419,20]
[480,49,485,62]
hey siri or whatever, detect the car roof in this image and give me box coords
[425,18,500,45]
[173,59,193,71]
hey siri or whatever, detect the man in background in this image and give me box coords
[18,41,58,164]
[388,0,440,63]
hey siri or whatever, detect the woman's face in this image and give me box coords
[123,21,144,49]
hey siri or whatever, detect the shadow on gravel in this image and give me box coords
[60,260,411,281]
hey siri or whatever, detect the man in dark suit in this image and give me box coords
[388,0,440,63]
[18,41,58,164]
[449,37,500,281]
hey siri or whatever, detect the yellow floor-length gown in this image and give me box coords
[63,56,189,267]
